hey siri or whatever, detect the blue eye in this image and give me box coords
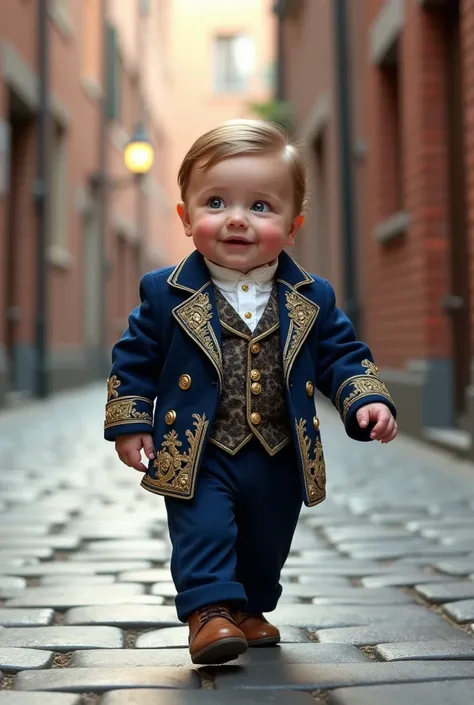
[251,201,270,213]
[208,197,224,209]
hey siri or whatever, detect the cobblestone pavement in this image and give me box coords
[1,384,474,704]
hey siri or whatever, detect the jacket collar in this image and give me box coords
[167,249,314,295]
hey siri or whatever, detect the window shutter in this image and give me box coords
[106,24,119,120]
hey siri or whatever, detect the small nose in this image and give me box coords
[227,209,248,228]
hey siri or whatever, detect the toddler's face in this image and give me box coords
[177,153,304,273]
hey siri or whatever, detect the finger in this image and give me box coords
[377,416,395,438]
[357,407,370,428]
[370,412,391,439]
[380,427,398,444]
[128,449,147,473]
[142,436,156,460]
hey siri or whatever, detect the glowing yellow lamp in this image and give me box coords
[123,124,154,175]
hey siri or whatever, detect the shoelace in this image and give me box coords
[196,605,235,626]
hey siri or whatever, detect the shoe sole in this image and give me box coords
[247,636,280,647]
[191,636,248,665]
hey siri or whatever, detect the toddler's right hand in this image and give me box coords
[115,433,155,473]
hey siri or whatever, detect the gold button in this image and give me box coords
[250,412,261,425]
[165,410,177,425]
[250,342,261,354]
[250,369,261,381]
[306,381,314,397]
[179,374,192,390]
[313,416,320,431]
[251,382,262,395]
[245,312,252,319]
[242,284,249,292]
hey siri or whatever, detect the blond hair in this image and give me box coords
[178,119,307,214]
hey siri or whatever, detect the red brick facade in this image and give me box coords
[280,0,474,450]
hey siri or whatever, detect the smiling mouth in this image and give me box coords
[222,238,252,246]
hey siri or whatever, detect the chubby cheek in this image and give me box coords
[257,221,289,252]
[192,214,222,241]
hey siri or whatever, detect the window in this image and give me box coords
[81,0,101,81]
[49,121,68,252]
[213,34,255,93]
[106,24,122,121]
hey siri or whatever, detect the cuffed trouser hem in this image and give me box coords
[176,581,248,622]
[244,584,283,615]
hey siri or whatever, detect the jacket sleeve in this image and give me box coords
[316,280,396,441]
[104,272,162,441]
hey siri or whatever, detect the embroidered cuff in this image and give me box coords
[335,359,394,423]
[104,395,153,431]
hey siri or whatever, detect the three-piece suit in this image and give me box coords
[104,250,396,620]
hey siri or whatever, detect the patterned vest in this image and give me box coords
[209,285,291,455]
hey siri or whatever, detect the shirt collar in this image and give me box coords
[204,257,278,291]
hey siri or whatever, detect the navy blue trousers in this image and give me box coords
[165,438,303,622]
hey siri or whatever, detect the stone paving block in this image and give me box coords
[150,582,178,597]
[65,605,180,628]
[298,575,351,586]
[311,588,414,605]
[324,527,412,543]
[117,569,173,584]
[7,561,153,577]
[65,521,155,539]
[212,660,474,690]
[71,643,368,668]
[360,572,456,588]
[40,575,116,586]
[415,581,474,604]
[0,536,80,550]
[0,577,26,598]
[442,599,474,623]
[100,691,314,705]
[0,526,49,536]
[0,646,54,671]
[326,681,474,705]
[13,666,200,692]
[0,609,54,627]
[315,621,461,645]
[374,640,474,661]
[86,539,167,552]
[270,604,442,628]
[0,694,81,705]
[0,626,124,651]
[70,550,169,562]
[282,565,398,578]
[135,625,310,648]
[5,583,145,608]
[0,547,53,559]
[341,545,465,561]
[369,512,428,524]
[435,559,474,576]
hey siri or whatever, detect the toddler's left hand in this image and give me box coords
[356,403,398,444]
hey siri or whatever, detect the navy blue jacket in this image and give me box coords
[104,250,396,506]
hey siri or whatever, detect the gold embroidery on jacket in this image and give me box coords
[143,413,209,499]
[105,396,153,429]
[174,292,223,382]
[107,375,121,401]
[295,418,326,506]
[335,359,394,422]
[283,290,319,383]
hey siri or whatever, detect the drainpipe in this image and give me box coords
[333,0,359,333]
[273,0,286,100]
[98,0,109,376]
[34,0,49,397]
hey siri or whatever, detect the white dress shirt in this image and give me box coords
[204,258,278,333]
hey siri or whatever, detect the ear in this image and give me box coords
[177,202,193,237]
[287,214,304,246]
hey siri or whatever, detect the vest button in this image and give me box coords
[165,410,177,425]
[245,312,252,319]
[179,374,192,390]
[313,416,320,431]
[251,382,262,395]
[241,284,249,292]
[250,412,261,425]
[250,369,261,381]
[250,342,261,354]
[306,381,314,397]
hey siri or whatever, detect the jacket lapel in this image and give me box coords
[169,252,223,384]
[277,252,320,388]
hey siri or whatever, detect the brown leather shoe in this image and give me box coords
[188,605,247,664]
[234,611,280,646]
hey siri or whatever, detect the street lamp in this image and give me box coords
[123,123,154,177]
